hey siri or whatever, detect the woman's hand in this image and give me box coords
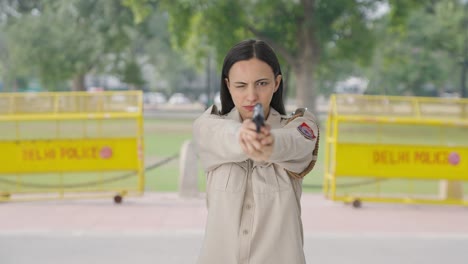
[238,119,274,162]
[257,126,274,161]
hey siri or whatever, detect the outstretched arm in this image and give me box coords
[192,106,247,172]
[269,110,319,178]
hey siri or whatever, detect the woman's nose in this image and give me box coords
[246,86,258,102]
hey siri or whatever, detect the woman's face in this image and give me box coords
[225,58,281,120]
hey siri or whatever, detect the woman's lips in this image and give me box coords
[243,105,255,111]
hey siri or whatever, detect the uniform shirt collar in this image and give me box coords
[266,107,282,128]
[227,107,242,122]
[226,106,282,126]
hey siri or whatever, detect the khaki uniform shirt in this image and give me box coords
[193,106,319,264]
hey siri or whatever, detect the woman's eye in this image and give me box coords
[257,81,268,86]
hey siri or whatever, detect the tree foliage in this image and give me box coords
[2,0,464,99]
[366,0,467,96]
[2,0,141,91]
[153,0,427,110]
[1,0,201,93]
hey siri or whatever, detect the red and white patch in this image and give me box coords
[297,122,316,140]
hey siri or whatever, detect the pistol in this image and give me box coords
[252,103,265,133]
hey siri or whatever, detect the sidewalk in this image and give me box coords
[1,192,468,234]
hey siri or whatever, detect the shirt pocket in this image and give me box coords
[212,163,247,193]
[252,165,292,194]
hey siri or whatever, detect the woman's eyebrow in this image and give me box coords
[233,78,269,84]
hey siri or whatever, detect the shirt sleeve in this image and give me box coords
[268,110,320,178]
[192,106,248,172]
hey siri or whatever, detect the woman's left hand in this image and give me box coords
[240,124,274,162]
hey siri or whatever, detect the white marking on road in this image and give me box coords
[1,229,468,240]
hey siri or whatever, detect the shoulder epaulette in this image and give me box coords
[286,108,307,124]
[292,108,306,116]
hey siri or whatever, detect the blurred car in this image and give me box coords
[440,91,460,98]
[168,93,191,104]
[198,93,208,106]
[144,92,167,104]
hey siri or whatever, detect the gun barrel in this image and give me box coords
[253,103,265,133]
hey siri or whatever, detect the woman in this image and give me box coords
[193,39,320,264]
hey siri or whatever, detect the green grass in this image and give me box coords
[142,118,194,191]
[0,119,138,139]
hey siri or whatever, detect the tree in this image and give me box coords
[125,0,427,112]
[0,1,45,91]
[365,0,466,97]
[140,10,203,96]
[3,0,143,91]
[172,0,374,112]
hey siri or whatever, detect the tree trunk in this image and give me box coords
[293,55,317,114]
[293,0,319,114]
[72,74,86,91]
[12,78,19,92]
[249,0,320,114]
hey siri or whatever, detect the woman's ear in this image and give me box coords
[274,75,282,92]
[224,78,230,89]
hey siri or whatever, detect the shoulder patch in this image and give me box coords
[297,122,316,140]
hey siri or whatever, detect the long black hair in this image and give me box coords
[219,39,286,115]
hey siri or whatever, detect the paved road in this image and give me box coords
[1,231,467,264]
[1,193,467,263]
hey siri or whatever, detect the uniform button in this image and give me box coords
[243,229,249,235]
[245,204,252,210]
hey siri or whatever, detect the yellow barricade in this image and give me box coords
[0,91,144,203]
[324,94,468,207]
